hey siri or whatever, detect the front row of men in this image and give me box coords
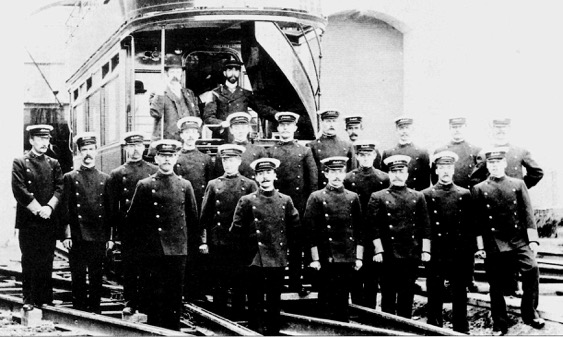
[13,122,544,335]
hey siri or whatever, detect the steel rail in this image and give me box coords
[184,302,260,336]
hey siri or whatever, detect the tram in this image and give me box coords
[65,0,327,173]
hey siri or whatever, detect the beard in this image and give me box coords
[227,75,238,84]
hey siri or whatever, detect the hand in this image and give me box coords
[63,239,72,250]
[421,252,431,262]
[475,249,487,259]
[199,244,209,254]
[38,206,52,219]
[106,241,114,251]
[309,261,321,271]
[529,242,539,256]
[220,120,230,129]
[354,259,363,271]
[373,253,383,263]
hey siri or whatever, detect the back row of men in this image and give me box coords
[12,109,543,336]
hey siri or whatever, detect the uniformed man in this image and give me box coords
[202,58,277,140]
[174,116,214,302]
[126,139,199,330]
[150,54,200,141]
[214,112,267,180]
[343,140,389,308]
[473,148,544,336]
[368,154,431,318]
[471,117,543,297]
[423,151,473,333]
[267,111,318,293]
[199,144,258,319]
[12,125,63,311]
[61,133,113,313]
[381,116,431,191]
[230,158,300,335]
[305,156,363,322]
[344,115,382,169]
[108,132,157,315]
[307,109,357,190]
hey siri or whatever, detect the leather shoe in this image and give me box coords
[492,328,506,336]
[22,304,34,312]
[525,318,545,329]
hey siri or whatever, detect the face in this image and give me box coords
[180,128,200,147]
[324,167,346,188]
[222,156,242,175]
[396,124,413,144]
[449,124,466,142]
[277,122,297,140]
[491,125,510,145]
[230,123,250,142]
[388,166,409,186]
[125,143,145,162]
[155,152,178,173]
[29,135,50,154]
[346,124,362,142]
[436,163,455,184]
[166,67,183,86]
[79,144,98,166]
[255,169,276,190]
[223,66,240,84]
[486,158,507,178]
[320,118,338,136]
[357,151,376,168]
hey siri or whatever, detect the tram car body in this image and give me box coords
[65,0,327,172]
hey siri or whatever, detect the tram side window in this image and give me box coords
[132,73,161,136]
[102,78,120,145]
[86,91,101,135]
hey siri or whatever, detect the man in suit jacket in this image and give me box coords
[12,125,63,311]
[150,54,200,141]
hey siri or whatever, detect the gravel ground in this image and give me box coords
[0,310,57,336]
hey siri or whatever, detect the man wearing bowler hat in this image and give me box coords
[307,109,357,190]
[230,158,300,335]
[107,131,157,315]
[368,154,431,318]
[203,57,278,140]
[126,139,198,330]
[381,116,431,191]
[61,132,113,313]
[344,115,382,169]
[473,148,544,335]
[268,111,318,293]
[199,144,258,319]
[150,54,200,141]
[12,124,64,311]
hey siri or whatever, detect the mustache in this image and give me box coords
[84,155,93,160]
[349,133,358,137]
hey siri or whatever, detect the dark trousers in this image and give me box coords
[426,255,470,333]
[184,249,204,301]
[69,241,105,312]
[18,227,56,306]
[209,248,246,320]
[380,257,418,318]
[317,262,354,321]
[351,260,379,308]
[247,266,284,335]
[145,255,187,331]
[485,245,540,331]
[122,244,151,312]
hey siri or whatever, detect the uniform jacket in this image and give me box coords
[203,84,277,138]
[471,176,535,253]
[422,183,474,262]
[175,148,214,210]
[344,167,390,215]
[107,160,157,241]
[230,189,300,268]
[431,140,481,189]
[12,151,63,230]
[200,173,258,248]
[268,140,318,214]
[126,172,199,256]
[381,143,431,191]
[368,185,431,260]
[150,87,200,141]
[304,185,362,264]
[214,141,267,180]
[307,135,357,190]
[61,166,111,242]
[471,144,543,189]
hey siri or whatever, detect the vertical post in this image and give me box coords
[129,35,135,133]
[160,26,166,140]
